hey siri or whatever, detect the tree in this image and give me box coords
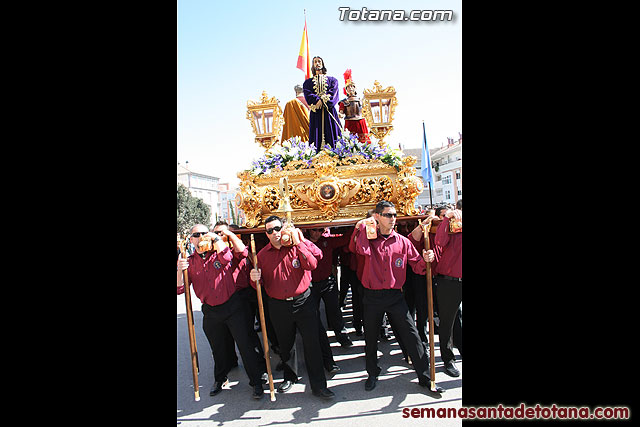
[228,200,238,225]
[177,183,212,234]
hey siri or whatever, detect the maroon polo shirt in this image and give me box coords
[309,234,351,282]
[232,250,251,290]
[177,246,240,306]
[253,239,322,300]
[347,227,366,281]
[434,217,462,279]
[408,231,441,274]
[353,223,427,290]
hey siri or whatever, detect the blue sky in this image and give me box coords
[177,0,461,185]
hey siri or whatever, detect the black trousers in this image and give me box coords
[435,276,462,363]
[317,310,337,370]
[339,265,349,306]
[341,266,364,330]
[311,276,347,339]
[362,288,430,383]
[235,287,268,373]
[201,290,264,386]
[310,283,337,370]
[411,273,440,345]
[243,285,280,353]
[268,288,327,392]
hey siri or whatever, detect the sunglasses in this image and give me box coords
[266,225,283,235]
[380,212,397,218]
[191,231,209,238]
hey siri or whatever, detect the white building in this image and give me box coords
[403,134,462,207]
[217,183,245,225]
[177,163,220,221]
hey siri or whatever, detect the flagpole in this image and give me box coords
[422,120,434,209]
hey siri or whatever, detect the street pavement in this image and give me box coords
[177,280,462,426]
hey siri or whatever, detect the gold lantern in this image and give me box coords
[362,81,398,147]
[246,91,284,150]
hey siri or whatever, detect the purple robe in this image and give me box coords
[303,74,342,151]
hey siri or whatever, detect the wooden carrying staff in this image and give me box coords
[422,219,443,393]
[250,234,276,401]
[179,238,200,401]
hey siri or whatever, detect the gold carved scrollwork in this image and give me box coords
[352,176,394,205]
[283,160,309,171]
[288,184,309,209]
[263,186,279,213]
[294,155,362,220]
[311,151,338,179]
[236,170,262,227]
[294,178,361,220]
[395,155,423,215]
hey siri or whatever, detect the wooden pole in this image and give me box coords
[250,234,276,401]
[422,220,437,392]
[179,239,200,401]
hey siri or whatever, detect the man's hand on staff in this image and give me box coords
[411,215,437,240]
[250,268,262,282]
[177,255,188,288]
[178,256,189,271]
[422,249,435,263]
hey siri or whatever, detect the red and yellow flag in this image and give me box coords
[296,18,310,80]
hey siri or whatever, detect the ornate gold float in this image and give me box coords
[237,83,422,228]
[236,147,424,228]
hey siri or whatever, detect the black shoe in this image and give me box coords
[252,384,264,399]
[364,375,377,391]
[277,380,294,393]
[210,378,228,396]
[312,387,335,399]
[326,364,340,375]
[337,335,353,348]
[419,378,446,393]
[444,360,460,377]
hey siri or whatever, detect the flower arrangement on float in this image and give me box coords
[248,131,403,176]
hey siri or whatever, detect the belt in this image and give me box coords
[311,275,336,286]
[436,274,462,282]
[282,287,310,301]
